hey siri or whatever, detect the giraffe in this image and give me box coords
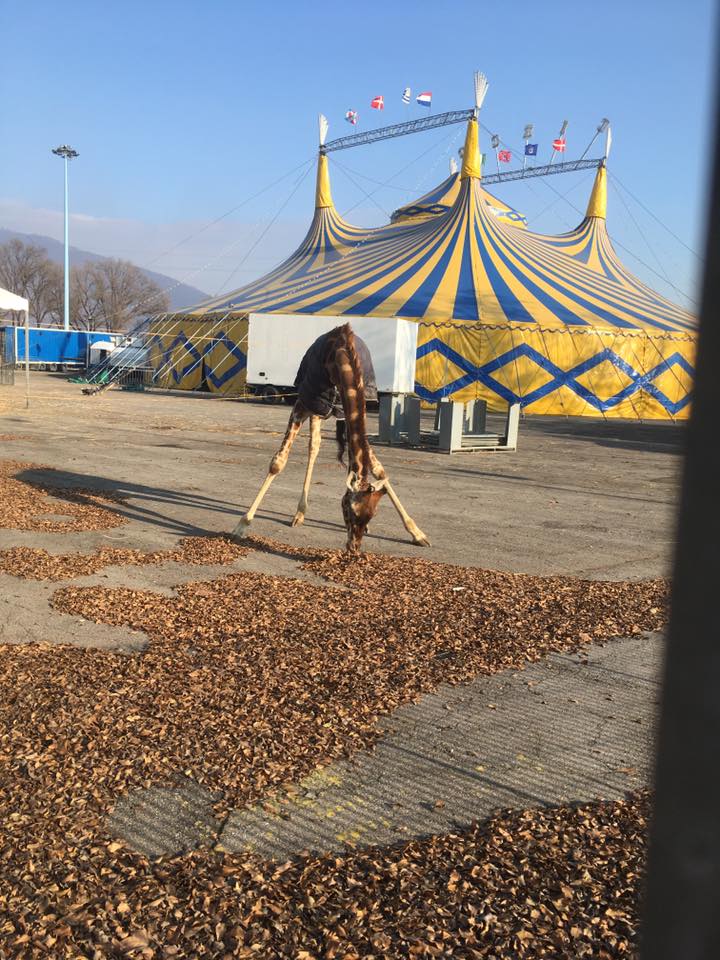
[232,323,429,552]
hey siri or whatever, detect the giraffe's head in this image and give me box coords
[342,475,386,552]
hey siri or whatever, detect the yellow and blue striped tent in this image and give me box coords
[146,159,367,394]
[152,118,695,418]
[390,168,528,228]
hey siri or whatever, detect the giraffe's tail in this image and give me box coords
[335,419,346,465]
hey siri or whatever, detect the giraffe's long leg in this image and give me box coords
[291,415,322,527]
[369,449,430,547]
[232,408,307,540]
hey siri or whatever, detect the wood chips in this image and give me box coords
[0,536,247,580]
[1,790,651,958]
[0,529,666,956]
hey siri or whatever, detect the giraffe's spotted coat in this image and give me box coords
[235,323,428,551]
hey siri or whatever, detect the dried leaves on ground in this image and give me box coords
[0,536,247,580]
[1,791,650,958]
[0,532,668,818]
[0,460,125,532]
[35,535,667,809]
[0,531,664,957]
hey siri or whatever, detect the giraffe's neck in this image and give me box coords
[330,325,371,483]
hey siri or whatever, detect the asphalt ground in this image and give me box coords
[107,632,661,860]
[0,373,682,859]
[0,372,683,584]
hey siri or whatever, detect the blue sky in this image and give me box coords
[1,0,715,305]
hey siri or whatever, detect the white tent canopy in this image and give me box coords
[0,286,30,409]
[0,287,29,313]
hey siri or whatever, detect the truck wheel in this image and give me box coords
[262,385,281,405]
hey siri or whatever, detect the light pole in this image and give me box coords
[51,144,79,331]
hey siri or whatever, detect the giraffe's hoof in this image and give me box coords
[291,512,305,528]
[413,533,431,547]
[231,518,252,542]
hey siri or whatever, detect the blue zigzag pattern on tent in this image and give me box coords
[147,334,199,383]
[398,203,453,219]
[148,333,246,388]
[202,333,247,388]
[415,338,693,415]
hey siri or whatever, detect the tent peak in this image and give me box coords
[460,119,482,181]
[315,152,333,209]
[585,162,607,220]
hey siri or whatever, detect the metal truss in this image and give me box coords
[323,110,475,153]
[481,158,603,184]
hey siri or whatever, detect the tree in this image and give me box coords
[70,259,170,331]
[0,239,62,325]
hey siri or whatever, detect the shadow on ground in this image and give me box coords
[517,416,686,455]
[16,466,234,535]
[16,466,416,547]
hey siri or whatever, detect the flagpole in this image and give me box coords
[523,123,533,171]
[550,119,568,166]
[579,117,610,162]
[491,133,500,177]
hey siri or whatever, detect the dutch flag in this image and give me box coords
[416,91,432,108]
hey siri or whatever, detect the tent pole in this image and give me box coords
[24,309,30,409]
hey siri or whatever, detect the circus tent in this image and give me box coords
[148,119,695,419]
[389,164,528,229]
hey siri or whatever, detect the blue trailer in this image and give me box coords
[1,325,119,369]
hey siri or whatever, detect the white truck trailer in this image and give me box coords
[246,314,418,403]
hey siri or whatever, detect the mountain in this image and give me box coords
[0,229,209,311]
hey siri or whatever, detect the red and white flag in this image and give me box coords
[552,137,566,152]
[498,149,511,163]
[416,91,432,108]
[371,95,384,110]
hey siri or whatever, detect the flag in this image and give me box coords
[345,110,358,126]
[524,143,538,156]
[416,91,432,108]
[498,149,511,163]
[371,95,384,110]
[402,87,411,104]
[552,137,566,152]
